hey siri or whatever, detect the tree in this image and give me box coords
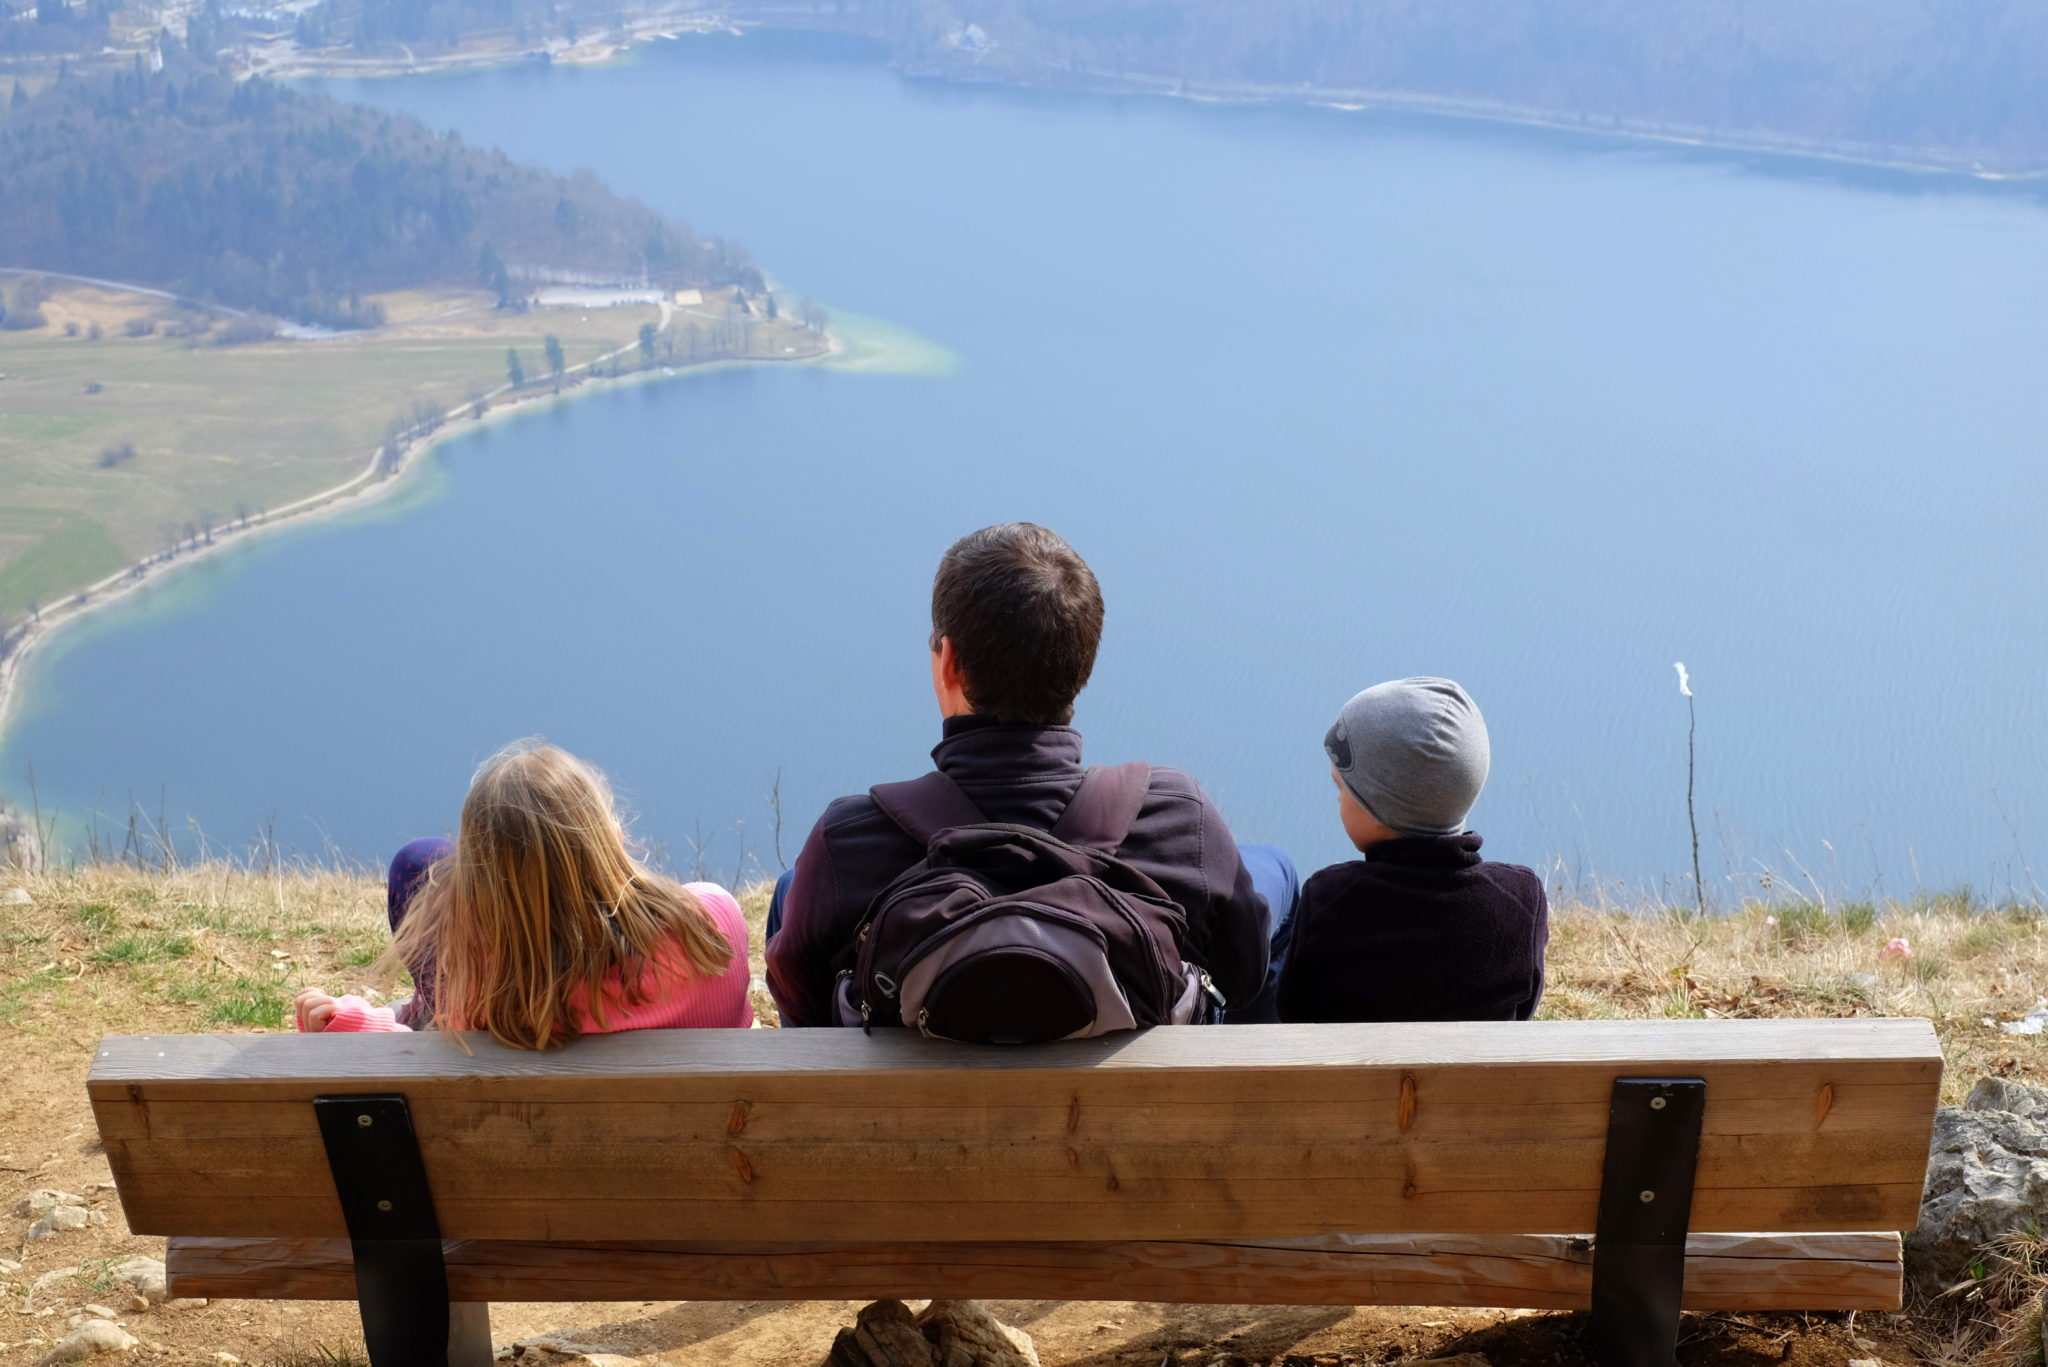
[638,322,657,362]
[9,82,26,110]
[543,333,565,380]
[505,347,525,389]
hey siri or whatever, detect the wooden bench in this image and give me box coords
[88,1018,1944,1367]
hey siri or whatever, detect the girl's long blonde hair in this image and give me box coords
[387,740,732,1050]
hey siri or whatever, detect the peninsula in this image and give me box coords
[0,60,829,764]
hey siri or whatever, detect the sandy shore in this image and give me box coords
[0,320,834,775]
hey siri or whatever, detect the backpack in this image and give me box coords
[831,763,1221,1042]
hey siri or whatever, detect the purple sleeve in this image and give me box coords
[764,816,841,1028]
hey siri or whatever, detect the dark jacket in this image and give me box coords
[1276,833,1548,1023]
[766,717,1272,1028]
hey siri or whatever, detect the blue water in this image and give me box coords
[6,33,2046,902]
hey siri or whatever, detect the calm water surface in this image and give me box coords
[6,35,2046,900]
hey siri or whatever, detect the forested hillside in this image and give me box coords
[729,0,2048,171]
[0,62,760,326]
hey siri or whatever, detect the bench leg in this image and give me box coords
[313,1095,488,1367]
[349,1238,492,1367]
[1586,1078,1706,1367]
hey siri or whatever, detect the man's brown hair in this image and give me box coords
[931,523,1104,725]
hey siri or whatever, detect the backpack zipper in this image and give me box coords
[853,871,983,1029]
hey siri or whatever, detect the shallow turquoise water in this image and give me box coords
[5,33,2046,901]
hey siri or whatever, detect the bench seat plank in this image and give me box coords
[165,1232,1904,1311]
[91,1020,1943,1245]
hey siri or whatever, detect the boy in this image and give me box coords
[1276,677,1548,1023]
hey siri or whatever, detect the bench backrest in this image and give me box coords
[90,1018,1942,1245]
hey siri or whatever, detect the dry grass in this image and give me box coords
[1538,893,2047,1105]
[4,860,2041,1080]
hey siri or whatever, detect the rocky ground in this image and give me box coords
[3,865,2044,1367]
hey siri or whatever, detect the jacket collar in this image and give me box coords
[1364,832,1485,868]
[932,717,1085,782]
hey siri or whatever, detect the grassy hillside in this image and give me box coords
[0,864,2043,1362]
[0,863,2043,1363]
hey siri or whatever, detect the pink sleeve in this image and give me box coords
[319,995,411,1033]
[684,882,756,1028]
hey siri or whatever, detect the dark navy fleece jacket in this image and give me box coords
[766,716,1271,1028]
[1277,832,1548,1023]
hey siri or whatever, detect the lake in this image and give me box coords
[5,32,2045,903]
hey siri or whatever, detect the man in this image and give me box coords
[765,522,1294,1028]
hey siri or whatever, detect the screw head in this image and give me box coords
[356,1114,374,1127]
[376,1199,394,1212]
[1650,1096,1668,1111]
[1639,1190,1657,1203]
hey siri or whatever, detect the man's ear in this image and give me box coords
[934,636,963,689]
[931,636,974,717]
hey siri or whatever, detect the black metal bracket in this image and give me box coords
[314,1094,492,1367]
[1585,1077,1707,1367]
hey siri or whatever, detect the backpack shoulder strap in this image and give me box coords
[1049,762,1153,854]
[869,772,987,848]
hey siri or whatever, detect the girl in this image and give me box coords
[295,741,753,1046]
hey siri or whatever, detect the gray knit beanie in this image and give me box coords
[1323,678,1491,836]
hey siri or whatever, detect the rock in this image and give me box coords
[0,1256,23,1273]
[78,1306,115,1321]
[35,1320,138,1364]
[1842,972,1880,993]
[1905,1078,2048,1296]
[1846,1360,1881,1367]
[14,1190,85,1218]
[821,1300,1040,1367]
[213,1356,242,1365]
[918,1301,1040,1367]
[26,1206,105,1241]
[825,1300,935,1367]
[2,887,33,905]
[110,1257,166,1305]
[1971,1076,2048,1122]
[161,1298,207,1311]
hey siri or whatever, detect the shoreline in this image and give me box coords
[255,20,2046,182]
[905,57,2046,182]
[0,321,836,789]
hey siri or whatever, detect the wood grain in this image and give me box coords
[164,1231,1905,1311]
[91,1020,1942,1245]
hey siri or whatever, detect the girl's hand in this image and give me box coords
[295,988,340,1033]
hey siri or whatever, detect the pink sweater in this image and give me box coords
[312,882,755,1035]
